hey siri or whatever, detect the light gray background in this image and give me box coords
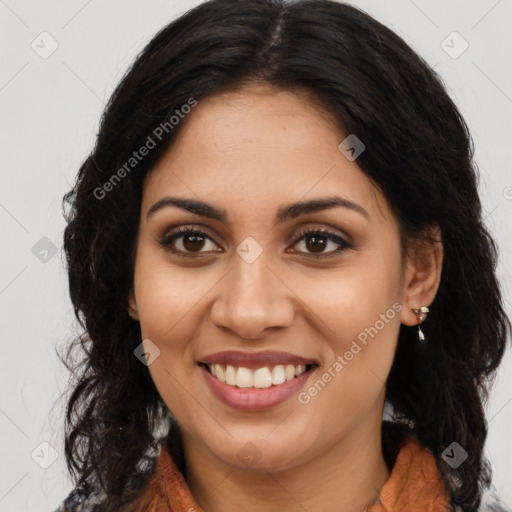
[1,1,511,510]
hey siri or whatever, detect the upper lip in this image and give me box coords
[198,350,319,369]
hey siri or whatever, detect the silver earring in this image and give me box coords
[412,306,429,341]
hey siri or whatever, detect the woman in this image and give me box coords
[55,0,511,510]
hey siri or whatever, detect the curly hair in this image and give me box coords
[59,0,511,510]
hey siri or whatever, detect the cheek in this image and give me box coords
[293,252,402,410]
[295,251,402,342]
[132,256,206,419]
[133,252,212,345]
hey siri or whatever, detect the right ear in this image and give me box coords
[128,290,139,321]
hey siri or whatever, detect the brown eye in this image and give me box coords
[304,234,328,253]
[182,233,206,252]
[289,228,353,257]
[159,227,221,257]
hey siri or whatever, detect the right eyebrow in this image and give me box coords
[147,196,228,222]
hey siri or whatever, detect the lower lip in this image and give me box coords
[199,364,317,411]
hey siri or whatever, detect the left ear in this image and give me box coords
[399,225,443,327]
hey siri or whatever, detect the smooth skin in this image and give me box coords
[128,83,443,512]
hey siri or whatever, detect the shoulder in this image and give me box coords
[52,483,103,512]
[474,486,512,512]
[381,422,511,512]
[450,485,511,512]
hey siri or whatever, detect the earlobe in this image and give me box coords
[399,226,443,327]
[128,290,139,321]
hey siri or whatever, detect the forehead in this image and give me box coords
[142,84,393,226]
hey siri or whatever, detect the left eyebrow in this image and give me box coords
[275,196,370,223]
[146,195,370,223]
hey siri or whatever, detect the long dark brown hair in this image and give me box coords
[59,0,511,510]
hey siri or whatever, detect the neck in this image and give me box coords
[182,413,390,512]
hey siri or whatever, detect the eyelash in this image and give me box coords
[158,225,353,259]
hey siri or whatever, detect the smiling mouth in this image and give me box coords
[199,363,318,389]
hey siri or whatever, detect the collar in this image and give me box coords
[370,435,451,511]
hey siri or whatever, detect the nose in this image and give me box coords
[210,253,295,340]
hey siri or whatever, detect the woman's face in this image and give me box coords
[129,83,419,472]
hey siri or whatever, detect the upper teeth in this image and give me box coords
[209,364,307,388]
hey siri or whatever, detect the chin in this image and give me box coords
[211,437,308,473]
